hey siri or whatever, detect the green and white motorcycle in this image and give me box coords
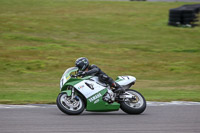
[56,67,146,115]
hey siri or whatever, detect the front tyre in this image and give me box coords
[120,89,146,114]
[56,93,85,115]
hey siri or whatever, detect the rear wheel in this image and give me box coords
[120,89,146,114]
[56,93,85,115]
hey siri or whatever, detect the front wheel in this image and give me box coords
[56,93,85,115]
[120,89,146,114]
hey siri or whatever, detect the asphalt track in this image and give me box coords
[0,103,200,133]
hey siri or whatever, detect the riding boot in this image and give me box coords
[112,82,125,93]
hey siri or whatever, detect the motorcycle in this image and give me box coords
[56,67,146,115]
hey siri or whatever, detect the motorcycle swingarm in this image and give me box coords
[116,93,136,102]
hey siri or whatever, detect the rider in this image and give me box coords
[75,57,125,93]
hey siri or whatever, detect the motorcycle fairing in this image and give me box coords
[74,79,105,98]
[73,77,120,112]
[86,89,120,112]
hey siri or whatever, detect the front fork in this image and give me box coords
[70,87,74,100]
[69,86,80,102]
[61,86,76,101]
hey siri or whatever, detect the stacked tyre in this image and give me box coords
[169,7,183,26]
[168,4,200,27]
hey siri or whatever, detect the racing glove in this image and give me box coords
[77,71,87,77]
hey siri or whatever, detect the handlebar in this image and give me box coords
[71,73,82,78]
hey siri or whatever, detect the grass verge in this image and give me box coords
[0,0,200,104]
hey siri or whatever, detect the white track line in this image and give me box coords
[0,101,200,109]
[147,101,200,106]
[0,105,44,109]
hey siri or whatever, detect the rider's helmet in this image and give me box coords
[75,57,89,71]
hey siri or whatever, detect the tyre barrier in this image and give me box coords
[168,4,200,27]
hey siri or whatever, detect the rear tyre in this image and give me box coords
[56,93,85,115]
[120,89,146,114]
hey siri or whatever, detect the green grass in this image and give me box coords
[0,0,200,104]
